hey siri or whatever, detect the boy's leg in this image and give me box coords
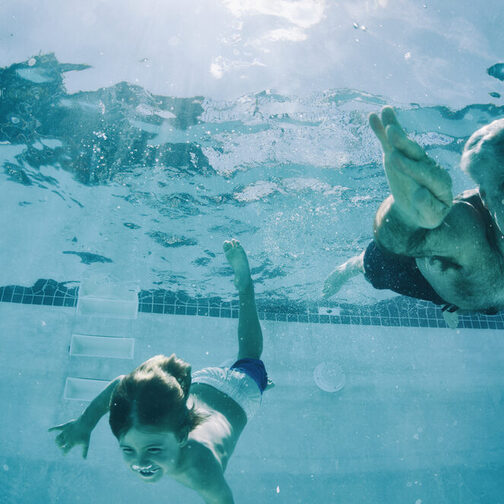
[322,250,365,299]
[223,239,262,360]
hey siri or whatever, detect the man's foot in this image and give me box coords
[322,252,365,299]
[223,239,252,292]
[442,308,459,329]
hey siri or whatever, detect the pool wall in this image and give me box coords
[1,301,503,503]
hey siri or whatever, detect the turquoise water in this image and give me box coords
[1,54,503,305]
[1,2,504,503]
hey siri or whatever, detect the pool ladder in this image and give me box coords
[63,279,139,402]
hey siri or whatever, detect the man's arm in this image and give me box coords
[370,107,454,256]
[49,375,123,458]
[373,194,427,256]
[375,194,490,266]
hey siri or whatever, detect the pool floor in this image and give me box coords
[1,302,503,503]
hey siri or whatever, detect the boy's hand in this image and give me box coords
[49,418,91,458]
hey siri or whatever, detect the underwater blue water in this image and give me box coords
[1,54,503,308]
[1,3,504,502]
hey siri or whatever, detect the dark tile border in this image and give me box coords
[1,279,504,330]
[0,280,78,308]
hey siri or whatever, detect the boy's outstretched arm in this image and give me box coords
[49,375,123,458]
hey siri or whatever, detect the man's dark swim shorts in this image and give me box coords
[363,240,447,305]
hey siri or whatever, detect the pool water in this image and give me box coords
[1,54,502,305]
[1,1,504,503]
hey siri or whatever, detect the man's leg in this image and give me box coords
[224,239,263,360]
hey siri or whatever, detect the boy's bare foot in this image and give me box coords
[223,239,252,292]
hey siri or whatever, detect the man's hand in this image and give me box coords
[49,418,91,458]
[370,107,453,229]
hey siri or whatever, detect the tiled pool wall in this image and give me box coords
[1,278,504,330]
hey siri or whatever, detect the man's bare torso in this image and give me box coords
[415,190,504,312]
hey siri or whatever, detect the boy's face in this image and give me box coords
[119,425,181,483]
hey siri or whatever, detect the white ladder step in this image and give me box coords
[64,377,110,401]
[70,333,134,359]
[77,277,139,319]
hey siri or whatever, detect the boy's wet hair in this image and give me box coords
[109,354,206,441]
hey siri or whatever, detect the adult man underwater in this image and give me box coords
[323,107,504,327]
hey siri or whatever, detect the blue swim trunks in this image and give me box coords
[192,358,268,420]
[230,358,268,393]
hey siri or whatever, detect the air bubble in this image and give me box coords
[28,57,36,66]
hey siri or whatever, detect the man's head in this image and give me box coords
[461,118,504,232]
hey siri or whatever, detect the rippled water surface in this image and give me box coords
[1,53,503,306]
[2,1,503,306]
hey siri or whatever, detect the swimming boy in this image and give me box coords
[323,107,504,324]
[50,239,268,504]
